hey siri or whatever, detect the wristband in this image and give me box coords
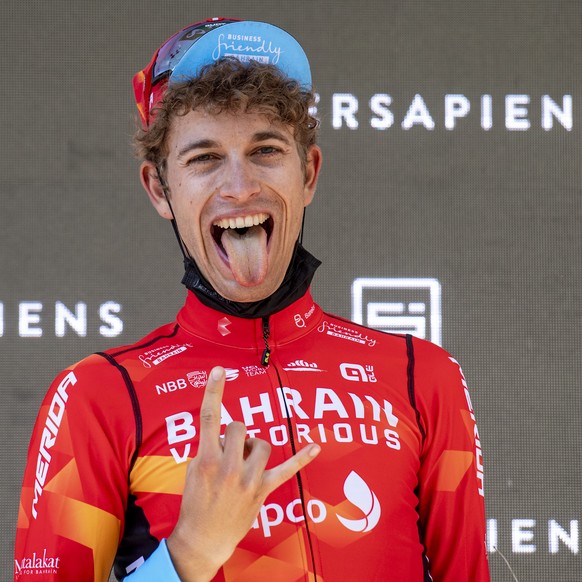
[123,539,182,581]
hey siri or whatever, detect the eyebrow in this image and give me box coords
[251,130,292,146]
[176,130,292,160]
[177,139,219,159]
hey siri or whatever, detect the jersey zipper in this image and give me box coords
[260,316,318,580]
[261,316,271,366]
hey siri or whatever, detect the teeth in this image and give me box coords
[214,213,269,229]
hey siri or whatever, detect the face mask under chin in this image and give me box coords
[181,242,321,319]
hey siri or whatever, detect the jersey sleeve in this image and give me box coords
[413,339,490,581]
[15,354,137,581]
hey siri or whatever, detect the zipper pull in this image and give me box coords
[261,316,271,366]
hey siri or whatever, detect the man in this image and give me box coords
[15,17,490,581]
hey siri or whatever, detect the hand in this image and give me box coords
[166,366,321,582]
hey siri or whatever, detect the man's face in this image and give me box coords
[142,108,321,303]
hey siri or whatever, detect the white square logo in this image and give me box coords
[351,278,442,346]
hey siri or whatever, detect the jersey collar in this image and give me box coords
[177,287,323,349]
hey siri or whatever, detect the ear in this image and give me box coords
[140,161,173,220]
[303,145,322,207]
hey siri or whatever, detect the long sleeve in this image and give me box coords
[15,355,137,581]
[413,339,490,581]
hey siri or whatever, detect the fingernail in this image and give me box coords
[211,367,224,380]
[309,444,321,457]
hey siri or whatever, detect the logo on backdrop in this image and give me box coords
[313,93,573,132]
[0,300,123,339]
[487,518,579,556]
[351,278,442,346]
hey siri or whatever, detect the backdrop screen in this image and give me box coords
[2,2,580,580]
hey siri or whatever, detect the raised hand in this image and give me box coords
[166,366,321,582]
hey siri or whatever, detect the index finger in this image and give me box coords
[197,366,226,455]
[262,444,321,495]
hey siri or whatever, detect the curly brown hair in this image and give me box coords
[133,58,319,176]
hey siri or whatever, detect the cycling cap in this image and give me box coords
[133,17,312,127]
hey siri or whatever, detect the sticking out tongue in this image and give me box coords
[221,225,269,287]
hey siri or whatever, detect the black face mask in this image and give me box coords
[181,242,321,319]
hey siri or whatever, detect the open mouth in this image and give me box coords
[212,212,274,255]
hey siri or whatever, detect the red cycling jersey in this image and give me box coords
[16,289,489,581]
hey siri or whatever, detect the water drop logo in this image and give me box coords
[336,471,381,532]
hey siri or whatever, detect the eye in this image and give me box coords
[186,153,219,165]
[254,145,282,156]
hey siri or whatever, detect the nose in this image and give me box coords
[219,157,260,202]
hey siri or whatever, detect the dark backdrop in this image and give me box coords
[1,1,580,580]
